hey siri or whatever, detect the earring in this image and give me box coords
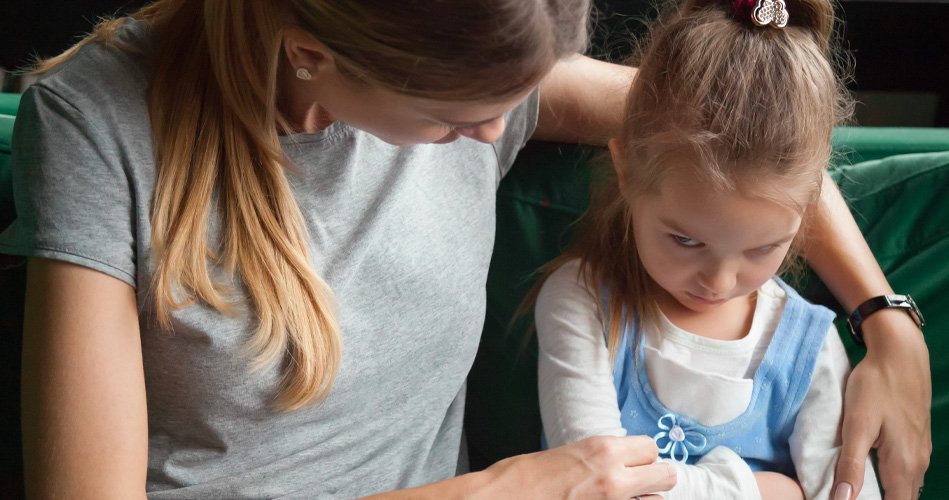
[296,67,312,80]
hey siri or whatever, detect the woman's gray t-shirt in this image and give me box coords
[0,20,539,499]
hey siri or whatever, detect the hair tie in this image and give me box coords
[733,0,789,28]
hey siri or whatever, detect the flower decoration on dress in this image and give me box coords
[652,413,708,463]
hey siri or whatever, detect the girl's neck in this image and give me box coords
[657,290,758,342]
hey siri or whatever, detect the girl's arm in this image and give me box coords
[788,326,881,500]
[21,258,149,499]
[806,171,931,499]
[536,260,767,500]
[755,472,805,500]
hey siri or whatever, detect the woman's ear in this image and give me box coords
[608,137,627,189]
[283,27,335,80]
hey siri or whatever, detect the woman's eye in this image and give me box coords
[672,235,702,247]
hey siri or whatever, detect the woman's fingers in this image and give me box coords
[582,436,676,496]
[553,435,674,499]
[876,427,931,500]
[620,461,677,497]
[616,435,661,467]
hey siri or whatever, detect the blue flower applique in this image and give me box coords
[653,413,707,463]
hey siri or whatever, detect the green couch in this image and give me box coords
[1,91,948,498]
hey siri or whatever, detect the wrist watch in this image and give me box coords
[846,294,926,347]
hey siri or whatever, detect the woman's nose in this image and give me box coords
[456,116,506,143]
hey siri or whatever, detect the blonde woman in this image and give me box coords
[0,0,928,498]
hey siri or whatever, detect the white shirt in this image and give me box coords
[536,260,881,500]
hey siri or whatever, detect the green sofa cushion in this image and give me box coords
[0,93,21,117]
[833,126,949,164]
[467,142,949,499]
[0,114,15,228]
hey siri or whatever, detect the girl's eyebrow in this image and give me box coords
[657,217,691,236]
[755,233,798,247]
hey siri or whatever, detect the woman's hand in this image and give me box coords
[482,435,676,500]
[834,309,931,500]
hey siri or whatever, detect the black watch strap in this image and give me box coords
[846,294,926,347]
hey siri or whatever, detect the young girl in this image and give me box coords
[535,0,886,498]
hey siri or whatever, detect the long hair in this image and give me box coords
[33,0,591,410]
[527,0,852,363]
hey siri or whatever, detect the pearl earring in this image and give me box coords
[296,67,312,80]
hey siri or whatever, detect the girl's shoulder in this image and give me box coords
[537,259,595,304]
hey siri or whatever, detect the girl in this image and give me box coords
[0,0,926,498]
[535,0,898,498]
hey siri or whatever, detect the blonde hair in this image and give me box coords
[34,0,591,410]
[527,0,852,362]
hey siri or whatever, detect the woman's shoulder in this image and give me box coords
[30,18,153,124]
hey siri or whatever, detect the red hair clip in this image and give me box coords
[734,0,789,28]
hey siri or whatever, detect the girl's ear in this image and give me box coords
[283,28,336,80]
[608,138,628,189]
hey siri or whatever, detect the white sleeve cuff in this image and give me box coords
[662,446,762,500]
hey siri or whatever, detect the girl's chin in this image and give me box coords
[432,131,461,144]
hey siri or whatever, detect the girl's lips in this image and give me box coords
[687,292,725,305]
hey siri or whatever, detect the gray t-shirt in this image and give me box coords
[0,20,538,499]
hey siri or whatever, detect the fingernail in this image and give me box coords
[834,483,852,500]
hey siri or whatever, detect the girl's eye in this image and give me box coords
[672,235,702,247]
[752,244,779,254]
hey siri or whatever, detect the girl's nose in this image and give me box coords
[456,116,506,144]
[698,264,737,295]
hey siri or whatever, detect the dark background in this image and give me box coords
[1,0,947,126]
[0,0,946,498]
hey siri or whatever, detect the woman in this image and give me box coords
[1,0,928,498]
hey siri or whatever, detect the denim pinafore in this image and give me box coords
[613,279,835,474]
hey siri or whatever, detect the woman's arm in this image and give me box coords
[533,55,636,146]
[806,171,931,500]
[21,259,673,500]
[360,436,674,500]
[21,258,148,499]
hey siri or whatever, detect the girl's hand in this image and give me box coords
[483,435,676,500]
[754,471,804,500]
[834,309,932,500]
